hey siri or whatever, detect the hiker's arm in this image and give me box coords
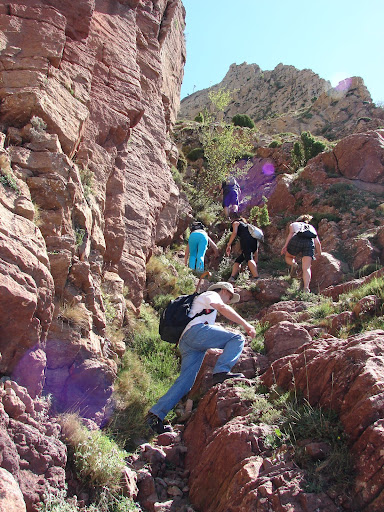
[208,236,219,255]
[315,237,322,256]
[210,302,256,338]
[184,244,190,265]
[281,224,294,255]
[226,222,239,256]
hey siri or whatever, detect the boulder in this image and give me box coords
[264,321,312,362]
[0,468,26,512]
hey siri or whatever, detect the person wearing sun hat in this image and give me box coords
[146,281,256,433]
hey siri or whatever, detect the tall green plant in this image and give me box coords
[291,131,327,170]
[200,124,254,189]
[249,196,271,227]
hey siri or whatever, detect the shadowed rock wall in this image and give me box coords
[0,0,187,420]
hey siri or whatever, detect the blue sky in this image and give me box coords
[180,0,383,104]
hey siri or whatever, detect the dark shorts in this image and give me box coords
[287,234,315,258]
[222,189,239,208]
[235,237,258,263]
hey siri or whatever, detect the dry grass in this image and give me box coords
[58,302,91,330]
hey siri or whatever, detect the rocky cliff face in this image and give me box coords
[0,0,187,419]
[179,62,384,140]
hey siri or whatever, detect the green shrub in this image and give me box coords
[323,183,362,211]
[186,147,205,161]
[60,415,127,490]
[38,488,141,512]
[250,321,269,353]
[176,153,187,173]
[79,167,94,201]
[249,196,270,227]
[291,132,327,170]
[232,113,255,129]
[194,112,204,123]
[171,165,182,185]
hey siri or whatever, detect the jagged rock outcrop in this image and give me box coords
[0,0,187,418]
[262,329,384,511]
[179,63,384,140]
[0,379,67,512]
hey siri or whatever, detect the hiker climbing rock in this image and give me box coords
[221,177,241,218]
[146,281,256,434]
[226,217,260,282]
[281,214,322,293]
[184,220,219,272]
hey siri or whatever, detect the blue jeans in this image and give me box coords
[150,323,245,420]
[188,231,208,271]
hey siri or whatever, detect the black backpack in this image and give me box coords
[296,223,317,239]
[159,293,211,344]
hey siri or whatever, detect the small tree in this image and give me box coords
[196,88,254,191]
[291,132,327,170]
[200,124,253,189]
[249,196,271,227]
[208,87,232,115]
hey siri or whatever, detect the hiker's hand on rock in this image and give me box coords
[245,324,256,338]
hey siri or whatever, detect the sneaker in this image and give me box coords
[145,412,173,434]
[228,276,236,283]
[250,276,259,282]
[212,372,245,385]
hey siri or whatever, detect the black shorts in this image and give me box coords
[235,238,258,263]
[287,234,315,258]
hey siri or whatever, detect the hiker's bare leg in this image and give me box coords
[229,262,240,280]
[247,259,258,278]
[223,206,230,217]
[284,252,295,266]
[302,256,312,292]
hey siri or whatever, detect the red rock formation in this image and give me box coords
[0,380,66,512]
[262,330,384,511]
[0,0,187,417]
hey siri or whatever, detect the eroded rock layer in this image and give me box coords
[0,0,187,418]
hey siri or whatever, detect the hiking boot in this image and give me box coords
[145,412,173,434]
[212,372,245,385]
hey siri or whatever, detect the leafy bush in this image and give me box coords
[249,196,270,227]
[232,113,255,128]
[171,165,182,186]
[176,153,187,173]
[291,132,327,170]
[30,115,47,132]
[194,112,204,123]
[186,147,205,161]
